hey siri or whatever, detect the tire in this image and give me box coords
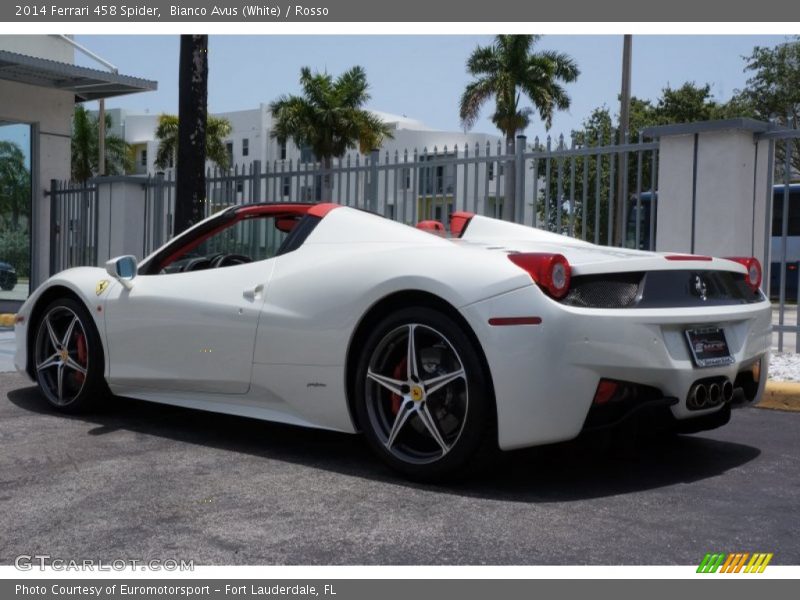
[33,298,108,413]
[354,306,494,480]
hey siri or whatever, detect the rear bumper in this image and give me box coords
[461,285,771,451]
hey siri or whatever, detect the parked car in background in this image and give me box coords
[0,261,17,291]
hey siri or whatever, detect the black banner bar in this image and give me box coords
[2,0,800,22]
[3,579,800,600]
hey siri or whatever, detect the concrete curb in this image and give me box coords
[759,381,800,412]
[0,313,15,328]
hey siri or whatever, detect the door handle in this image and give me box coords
[242,284,264,302]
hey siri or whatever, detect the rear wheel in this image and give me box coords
[33,298,107,413]
[354,307,494,480]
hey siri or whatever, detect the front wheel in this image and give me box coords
[33,298,107,413]
[354,307,494,480]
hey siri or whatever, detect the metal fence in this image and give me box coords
[126,133,660,257]
[50,134,659,268]
[48,180,99,274]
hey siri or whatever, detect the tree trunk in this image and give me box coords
[503,134,516,221]
[174,35,208,236]
[322,156,333,202]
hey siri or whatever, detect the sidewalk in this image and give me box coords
[0,329,16,373]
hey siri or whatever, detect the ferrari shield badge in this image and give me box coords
[95,279,110,296]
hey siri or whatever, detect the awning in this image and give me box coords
[0,50,157,101]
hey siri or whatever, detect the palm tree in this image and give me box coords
[154,113,233,171]
[460,35,579,220]
[70,106,132,183]
[269,66,393,201]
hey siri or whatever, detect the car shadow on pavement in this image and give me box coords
[7,384,761,502]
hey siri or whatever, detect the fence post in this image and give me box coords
[515,135,526,224]
[642,118,772,266]
[48,179,58,277]
[369,148,380,212]
[154,172,165,249]
[252,160,262,203]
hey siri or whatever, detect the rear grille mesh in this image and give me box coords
[561,273,643,308]
[560,270,763,308]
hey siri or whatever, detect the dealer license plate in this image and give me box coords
[685,327,734,368]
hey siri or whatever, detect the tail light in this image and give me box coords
[508,253,571,299]
[725,257,762,291]
[593,379,619,405]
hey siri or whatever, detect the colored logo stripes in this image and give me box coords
[697,552,773,573]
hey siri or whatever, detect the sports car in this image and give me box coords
[14,202,771,478]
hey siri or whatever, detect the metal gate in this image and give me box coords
[47,179,99,275]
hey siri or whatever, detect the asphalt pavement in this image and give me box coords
[1,371,798,565]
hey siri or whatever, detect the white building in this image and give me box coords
[106,104,501,172]
[102,104,508,221]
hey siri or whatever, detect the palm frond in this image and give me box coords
[460,34,579,137]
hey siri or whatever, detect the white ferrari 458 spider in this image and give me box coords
[14,202,771,478]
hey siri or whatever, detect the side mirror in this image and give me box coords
[105,255,138,289]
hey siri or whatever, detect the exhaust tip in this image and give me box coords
[689,383,708,409]
[708,383,721,406]
[722,379,734,403]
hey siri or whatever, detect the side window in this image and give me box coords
[159,215,294,274]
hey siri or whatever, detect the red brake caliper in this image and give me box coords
[390,358,407,415]
[75,333,87,384]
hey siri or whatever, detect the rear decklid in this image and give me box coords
[458,214,744,276]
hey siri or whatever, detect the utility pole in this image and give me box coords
[98,99,105,176]
[614,34,632,247]
[174,34,209,235]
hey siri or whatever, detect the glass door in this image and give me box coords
[0,122,32,300]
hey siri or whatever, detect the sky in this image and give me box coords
[73,34,793,141]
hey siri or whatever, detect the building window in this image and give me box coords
[300,145,316,164]
[282,176,291,197]
[279,140,287,160]
[242,138,249,157]
[226,141,234,167]
[488,163,494,181]
[140,148,147,167]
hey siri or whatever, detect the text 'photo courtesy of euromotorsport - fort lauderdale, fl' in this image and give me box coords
[15,584,331,597]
